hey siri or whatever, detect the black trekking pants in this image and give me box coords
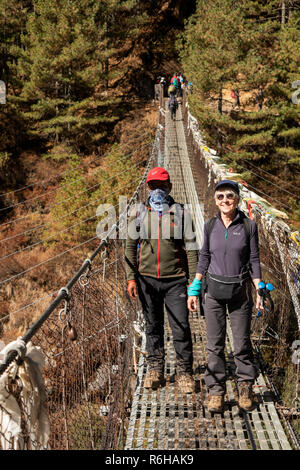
[170,106,176,120]
[137,275,193,374]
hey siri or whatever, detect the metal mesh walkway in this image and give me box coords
[125,99,292,450]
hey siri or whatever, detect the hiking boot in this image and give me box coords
[144,369,164,390]
[238,382,256,411]
[207,395,225,413]
[177,373,194,394]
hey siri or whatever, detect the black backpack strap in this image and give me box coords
[242,214,251,241]
[241,212,252,274]
[206,216,217,250]
[135,203,147,239]
[207,214,251,243]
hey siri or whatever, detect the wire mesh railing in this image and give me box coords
[181,91,300,442]
[1,85,299,450]
[0,101,165,449]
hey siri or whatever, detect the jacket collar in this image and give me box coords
[216,209,244,226]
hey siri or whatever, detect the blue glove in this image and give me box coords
[187,278,202,296]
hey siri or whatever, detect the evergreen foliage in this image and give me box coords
[0,1,30,188]
[179,0,300,220]
[17,0,147,153]
[0,0,299,221]
[42,144,142,244]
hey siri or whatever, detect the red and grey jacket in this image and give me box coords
[125,197,198,282]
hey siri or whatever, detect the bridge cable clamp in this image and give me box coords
[101,247,108,261]
[58,287,70,323]
[79,259,92,287]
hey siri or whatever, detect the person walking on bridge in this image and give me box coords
[125,167,199,393]
[187,180,263,413]
[168,93,178,120]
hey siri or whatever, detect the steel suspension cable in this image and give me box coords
[0,142,149,213]
[0,154,147,230]
[0,118,159,376]
[0,175,141,261]
[0,131,151,199]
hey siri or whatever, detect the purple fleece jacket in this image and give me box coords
[196,210,261,279]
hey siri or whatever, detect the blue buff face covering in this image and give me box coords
[149,188,171,212]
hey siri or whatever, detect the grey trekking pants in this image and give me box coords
[203,283,257,395]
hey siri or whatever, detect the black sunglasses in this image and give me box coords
[215,192,236,201]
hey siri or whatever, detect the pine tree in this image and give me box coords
[178,0,243,97]
[18,0,146,154]
[0,0,30,192]
[179,0,300,220]
[0,0,31,88]
[42,144,142,244]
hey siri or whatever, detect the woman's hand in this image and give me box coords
[253,279,264,312]
[188,296,198,312]
[256,291,264,312]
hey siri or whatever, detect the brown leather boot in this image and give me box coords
[177,373,194,394]
[207,395,225,413]
[144,368,164,390]
[238,382,256,411]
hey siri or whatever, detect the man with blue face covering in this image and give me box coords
[125,167,198,393]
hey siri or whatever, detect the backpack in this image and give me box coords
[169,95,177,109]
[172,77,178,88]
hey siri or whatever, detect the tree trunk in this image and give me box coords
[104,59,109,90]
[218,88,222,115]
[288,0,293,20]
[281,0,286,26]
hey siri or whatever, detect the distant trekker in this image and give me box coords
[170,73,179,89]
[168,94,178,120]
[186,81,193,95]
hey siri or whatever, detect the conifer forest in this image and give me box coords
[0,0,300,451]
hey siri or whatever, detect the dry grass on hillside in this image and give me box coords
[0,103,157,343]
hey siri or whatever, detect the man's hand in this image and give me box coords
[128,280,137,299]
[188,296,198,312]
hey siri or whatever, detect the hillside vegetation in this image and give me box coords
[0,0,194,337]
[0,0,300,335]
[178,0,300,226]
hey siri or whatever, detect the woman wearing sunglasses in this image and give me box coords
[188,180,263,413]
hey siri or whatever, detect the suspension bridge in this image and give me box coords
[0,88,299,450]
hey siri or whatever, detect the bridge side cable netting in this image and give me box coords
[0,104,165,450]
[181,93,300,442]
